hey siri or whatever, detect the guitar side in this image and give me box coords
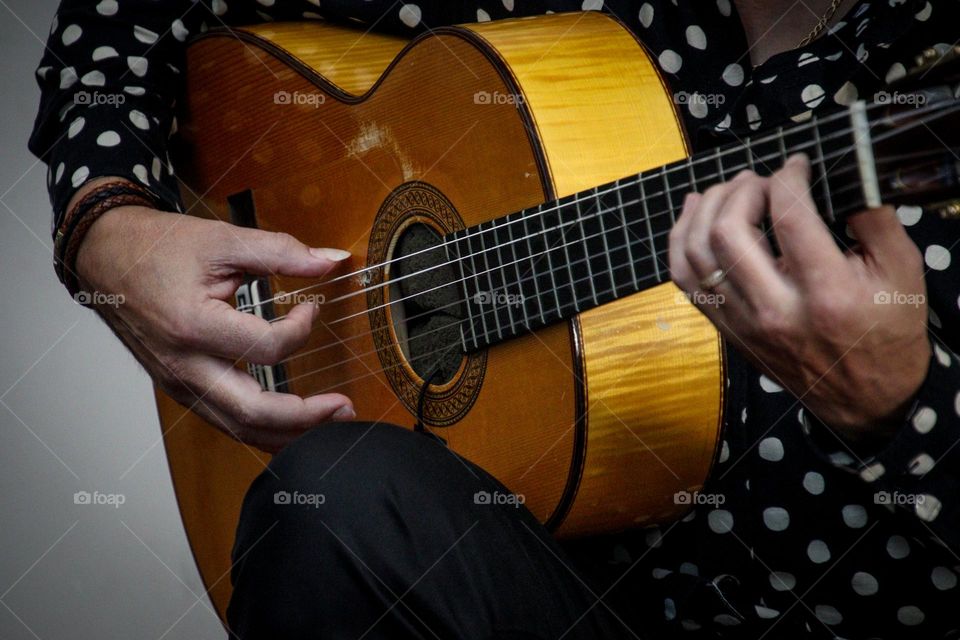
[158,12,723,622]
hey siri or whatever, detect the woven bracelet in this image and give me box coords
[54,181,160,299]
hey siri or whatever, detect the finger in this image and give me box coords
[684,172,751,278]
[845,205,917,271]
[710,173,791,306]
[669,191,702,292]
[184,298,318,365]
[189,400,304,454]
[196,356,354,434]
[768,154,846,281]
[222,226,351,278]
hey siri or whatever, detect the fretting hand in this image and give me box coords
[669,153,931,443]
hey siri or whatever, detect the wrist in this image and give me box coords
[56,177,162,299]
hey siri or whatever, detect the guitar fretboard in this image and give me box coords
[450,112,865,352]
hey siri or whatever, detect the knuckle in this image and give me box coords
[704,181,728,200]
[231,401,260,431]
[164,316,200,348]
[708,224,733,254]
[273,231,301,253]
[252,327,285,364]
[684,244,707,271]
[808,290,852,326]
[754,306,789,336]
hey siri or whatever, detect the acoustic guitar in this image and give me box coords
[157,12,960,618]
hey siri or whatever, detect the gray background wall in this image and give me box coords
[1,0,224,637]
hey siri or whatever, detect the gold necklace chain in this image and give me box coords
[797,0,845,47]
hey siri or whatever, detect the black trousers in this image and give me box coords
[225,421,639,639]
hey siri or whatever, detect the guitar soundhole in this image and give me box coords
[366,181,486,426]
[388,223,465,383]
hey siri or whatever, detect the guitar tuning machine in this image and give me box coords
[909,45,960,76]
[932,199,960,220]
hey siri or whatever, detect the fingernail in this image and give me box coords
[788,152,809,166]
[310,247,351,261]
[332,405,355,421]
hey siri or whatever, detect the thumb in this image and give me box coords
[226,227,351,277]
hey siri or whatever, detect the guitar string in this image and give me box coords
[266,101,955,331]
[277,187,904,394]
[262,114,953,375]
[270,146,940,370]
[244,98,959,318]
[238,97,932,313]
[223,104,959,390]
[265,124,860,324]
[283,185,894,397]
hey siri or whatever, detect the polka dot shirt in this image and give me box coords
[28,1,960,638]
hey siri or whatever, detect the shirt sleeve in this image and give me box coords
[28,0,225,232]
[803,207,960,548]
[28,0,555,236]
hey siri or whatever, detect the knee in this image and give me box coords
[239,421,489,537]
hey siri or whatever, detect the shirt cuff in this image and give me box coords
[802,335,959,529]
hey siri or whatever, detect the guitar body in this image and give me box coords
[159,12,724,619]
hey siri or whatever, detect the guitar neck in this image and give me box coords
[451,109,869,353]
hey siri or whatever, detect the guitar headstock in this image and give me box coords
[868,47,960,217]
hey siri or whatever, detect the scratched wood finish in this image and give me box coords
[158,12,724,622]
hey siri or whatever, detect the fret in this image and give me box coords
[453,229,480,350]
[490,217,517,337]
[689,149,715,193]
[810,116,836,223]
[575,192,599,307]
[504,211,531,331]
[539,204,567,320]
[615,177,639,289]
[520,208,546,326]
[466,227,492,346]
[777,126,788,166]
[661,166,676,226]
[744,136,756,173]
[557,198,581,312]
[637,174,661,282]
[593,185,618,300]
[443,235,470,352]
[686,158,698,194]
[714,145,725,182]
[750,134,782,177]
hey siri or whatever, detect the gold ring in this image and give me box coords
[698,269,727,291]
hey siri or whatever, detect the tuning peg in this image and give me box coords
[934,200,960,220]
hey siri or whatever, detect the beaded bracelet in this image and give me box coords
[54,180,161,299]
